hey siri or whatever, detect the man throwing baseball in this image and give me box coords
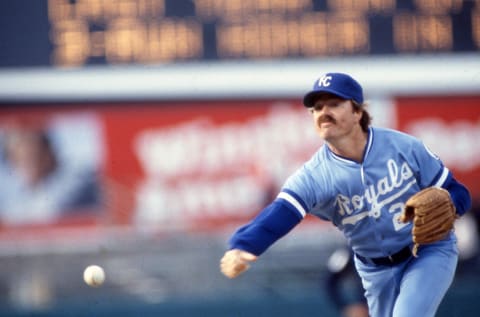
[220,72,471,317]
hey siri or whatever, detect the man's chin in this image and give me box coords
[318,130,333,141]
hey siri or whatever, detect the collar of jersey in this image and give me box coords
[326,127,373,165]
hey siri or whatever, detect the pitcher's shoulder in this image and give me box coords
[371,127,419,143]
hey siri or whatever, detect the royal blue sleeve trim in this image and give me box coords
[442,175,471,216]
[228,199,303,256]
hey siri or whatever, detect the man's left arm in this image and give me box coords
[442,176,471,216]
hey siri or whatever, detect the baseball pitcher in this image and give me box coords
[220,73,471,317]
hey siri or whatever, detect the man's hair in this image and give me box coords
[352,101,371,132]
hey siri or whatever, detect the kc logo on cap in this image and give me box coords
[303,72,364,108]
[317,75,332,87]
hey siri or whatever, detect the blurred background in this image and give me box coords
[0,1,479,316]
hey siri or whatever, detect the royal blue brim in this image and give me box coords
[302,89,353,108]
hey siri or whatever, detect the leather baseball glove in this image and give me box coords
[400,187,456,256]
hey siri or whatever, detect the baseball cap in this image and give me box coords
[303,72,364,107]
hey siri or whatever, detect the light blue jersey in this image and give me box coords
[280,127,449,258]
[226,72,472,317]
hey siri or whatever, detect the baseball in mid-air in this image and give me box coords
[83,265,105,287]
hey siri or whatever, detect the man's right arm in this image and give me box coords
[220,199,303,278]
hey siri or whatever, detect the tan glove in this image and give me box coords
[220,249,258,279]
[400,187,456,256]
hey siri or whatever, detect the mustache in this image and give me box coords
[318,114,336,125]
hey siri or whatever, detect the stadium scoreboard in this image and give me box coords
[0,0,479,68]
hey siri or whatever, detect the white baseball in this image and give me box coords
[83,265,105,287]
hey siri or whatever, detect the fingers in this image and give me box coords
[238,251,257,262]
[220,249,257,279]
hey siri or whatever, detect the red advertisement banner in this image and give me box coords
[100,100,321,230]
[0,101,321,233]
[395,96,480,199]
[0,96,479,235]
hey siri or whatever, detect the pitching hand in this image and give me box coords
[220,249,258,279]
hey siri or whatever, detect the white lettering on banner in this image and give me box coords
[133,104,321,225]
[134,176,266,228]
[406,118,480,172]
[336,159,416,226]
[135,104,319,178]
[317,75,332,87]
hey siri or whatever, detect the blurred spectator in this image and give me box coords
[325,248,369,317]
[0,122,102,226]
[456,213,479,261]
[455,204,480,273]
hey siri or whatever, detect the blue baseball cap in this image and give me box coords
[303,72,364,107]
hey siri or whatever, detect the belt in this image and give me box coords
[356,246,413,266]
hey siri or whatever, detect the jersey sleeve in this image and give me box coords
[443,176,471,215]
[412,140,449,188]
[227,164,319,256]
[278,165,318,218]
[412,139,471,215]
[228,199,303,255]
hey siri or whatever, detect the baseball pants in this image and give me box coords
[354,236,458,317]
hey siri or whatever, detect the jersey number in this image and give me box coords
[389,202,409,231]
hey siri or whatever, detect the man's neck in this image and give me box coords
[326,129,369,163]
